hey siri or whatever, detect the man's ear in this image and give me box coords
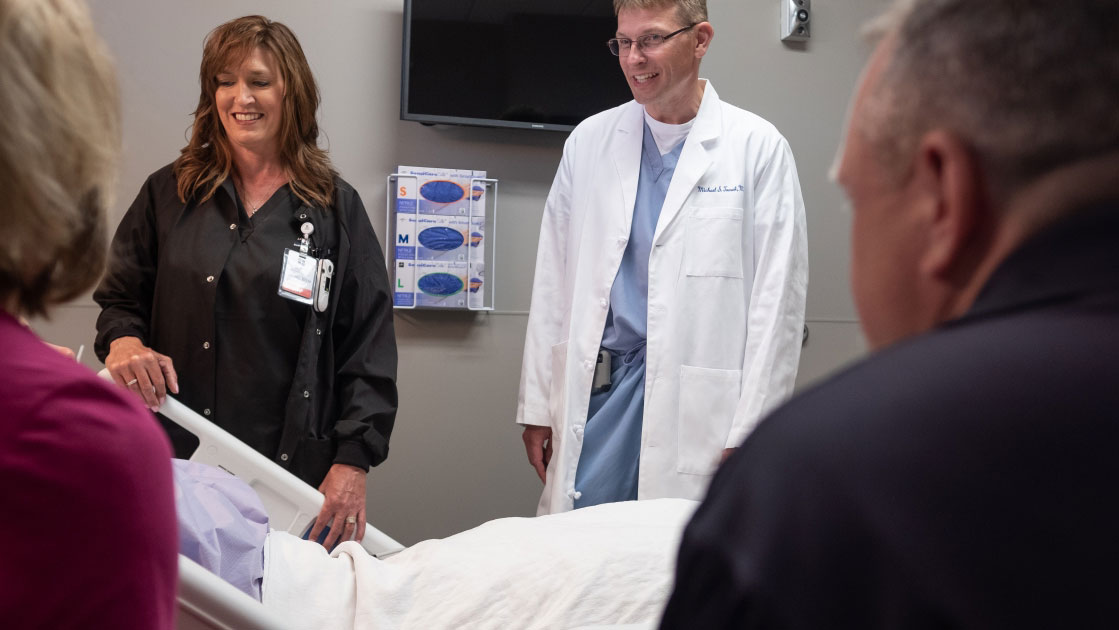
[694,22,714,59]
[912,130,986,279]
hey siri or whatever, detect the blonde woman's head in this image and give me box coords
[0,0,119,316]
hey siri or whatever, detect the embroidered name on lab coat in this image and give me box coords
[696,184,745,193]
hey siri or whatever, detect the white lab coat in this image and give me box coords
[516,81,808,515]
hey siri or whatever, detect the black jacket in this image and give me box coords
[661,202,1119,629]
[95,164,397,486]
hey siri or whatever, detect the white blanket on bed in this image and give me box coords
[262,498,696,629]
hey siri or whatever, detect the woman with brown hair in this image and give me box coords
[94,15,397,549]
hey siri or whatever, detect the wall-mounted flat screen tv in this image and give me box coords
[401,0,633,132]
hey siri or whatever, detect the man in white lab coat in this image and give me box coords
[516,0,808,515]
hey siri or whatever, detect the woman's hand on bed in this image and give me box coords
[522,425,553,484]
[312,463,367,548]
[106,336,179,412]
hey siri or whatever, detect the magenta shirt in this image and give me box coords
[0,312,178,629]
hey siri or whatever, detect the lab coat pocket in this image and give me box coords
[547,341,569,427]
[677,365,741,475]
[684,207,746,278]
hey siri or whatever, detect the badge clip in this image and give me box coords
[298,221,314,254]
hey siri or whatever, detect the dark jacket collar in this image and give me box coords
[960,201,1119,323]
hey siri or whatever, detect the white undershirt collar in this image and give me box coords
[643,108,694,156]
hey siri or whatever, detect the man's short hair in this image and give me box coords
[0,0,120,316]
[614,0,708,27]
[861,0,1119,198]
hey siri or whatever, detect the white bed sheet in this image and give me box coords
[262,498,696,630]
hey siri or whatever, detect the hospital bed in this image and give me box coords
[97,371,403,629]
[155,394,404,560]
[163,392,405,630]
[103,374,689,630]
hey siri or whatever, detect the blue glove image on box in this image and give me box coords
[418,226,466,251]
[418,272,465,297]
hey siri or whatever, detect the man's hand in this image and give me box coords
[310,464,368,549]
[105,336,178,412]
[522,425,553,484]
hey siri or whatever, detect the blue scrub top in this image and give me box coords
[574,122,685,508]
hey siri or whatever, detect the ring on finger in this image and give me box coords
[126,378,139,386]
[345,515,357,525]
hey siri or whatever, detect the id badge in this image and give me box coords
[278,248,318,305]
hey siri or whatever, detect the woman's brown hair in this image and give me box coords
[173,15,336,208]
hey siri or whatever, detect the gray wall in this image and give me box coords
[32,0,886,545]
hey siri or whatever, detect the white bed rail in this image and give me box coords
[177,556,292,630]
[162,395,404,557]
[98,370,405,558]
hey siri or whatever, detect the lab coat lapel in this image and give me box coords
[611,101,645,232]
[653,81,721,245]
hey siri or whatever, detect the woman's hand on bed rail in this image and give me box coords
[311,463,368,548]
[106,336,179,412]
[522,425,553,484]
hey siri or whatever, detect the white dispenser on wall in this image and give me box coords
[386,165,498,311]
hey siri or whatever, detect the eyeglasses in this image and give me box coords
[606,24,697,56]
